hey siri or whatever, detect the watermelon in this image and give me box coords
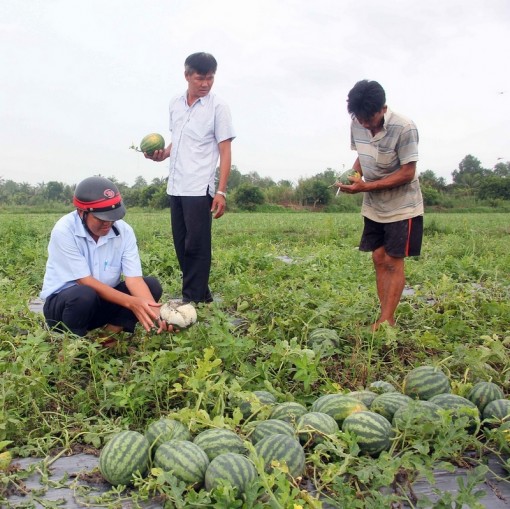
[238,390,276,420]
[349,390,378,408]
[154,440,209,485]
[139,133,165,156]
[467,382,505,413]
[482,399,510,422]
[296,411,339,445]
[370,392,412,421]
[342,411,394,456]
[247,419,295,444]
[270,402,308,423]
[193,429,246,461]
[205,453,258,494]
[430,393,480,432]
[368,381,396,394]
[255,434,306,478]
[145,418,190,454]
[392,400,442,433]
[402,365,451,400]
[311,394,367,426]
[99,430,150,486]
[307,328,340,356]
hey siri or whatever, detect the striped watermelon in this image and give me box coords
[193,429,246,461]
[145,418,190,453]
[482,399,510,422]
[296,411,339,445]
[270,402,308,423]
[255,434,306,478]
[430,393,480,432]
[99,431,150,486]
[467,382,505,413]
[307,328,340,356]
[154,440,209,485]
[369,381,396,394]
[349,390,378,409]
[239,390,276,420]
[311,394,367,425]
[139,133,165,156]
[205,453,258,494]
[248,419,295,444]
[370,393,412,421]
[342,411,394,456]
[403,365,451,400]
[392,400,442,433]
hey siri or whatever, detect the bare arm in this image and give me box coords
[211,139,232,219]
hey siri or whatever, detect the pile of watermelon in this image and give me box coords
[98,338,510,498]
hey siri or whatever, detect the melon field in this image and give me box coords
[1,211,510,508]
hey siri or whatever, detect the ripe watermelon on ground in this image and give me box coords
[139,133,165,156]
[307,328,340,356]
[145,418,190,454]
[342,411,394,456]
[403,365,451,400]
[482,399,510,422]
[193,429,246,461]
[370,392,412,422]
[368,381,396,394]
[467,382,505,413]
[392,400,442,434]
[99,431,150,486]
[254,433,306,478]
[247,419,295,444]
[238,390,277,420]
[296,411,339,445]
[311,394,367,426]
[205,453,258,494]
[270,402,308,423]
[430,393,480,432]
[154,440,209,485]
[349,390,378,408]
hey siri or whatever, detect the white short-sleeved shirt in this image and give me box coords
[166,91,235,197]
[351,108,424,223]
[40,211,143,299]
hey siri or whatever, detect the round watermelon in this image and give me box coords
[238,390,276,420]
[145,418,190,454]
[392,400,442,433]
[296,411,339,445]
[307,328,340,356]
[139,133,165,156]
[368,381,396,394]
[467,382,505,413]
[193,429,246,461]
[255,434,305,478]
[247,419,295,444]
[342,411,394,456]
[349,390,378,409]
[205,453,258,494]
[154,440,209,485]
[311,394,367,426]
[403,365,451,400]
[270,402,308,423]
[430,393,480,432]
[99,430,150,486]
[370,392,412,422]
[482,399,510,422]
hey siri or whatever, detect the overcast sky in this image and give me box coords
[1,0,509,187]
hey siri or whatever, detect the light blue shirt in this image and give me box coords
[40,211,143,299]
[166,91,235,196]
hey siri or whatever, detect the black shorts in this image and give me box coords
[359,216,423,258]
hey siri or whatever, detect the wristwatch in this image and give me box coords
[216,191,227,198]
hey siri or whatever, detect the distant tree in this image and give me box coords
[296,178,331,207]
[477,176,510,200]
[419,169,447,191]
[233,184,265,210]
[133,176,148,189]
[493,161,510,178]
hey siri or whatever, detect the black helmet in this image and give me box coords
[73,176,126,221]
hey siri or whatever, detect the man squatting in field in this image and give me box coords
[146,52,235,304]
[337,80,424,331]
[40,176,173,343]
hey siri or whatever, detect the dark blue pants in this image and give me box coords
[169,194,213,303]
[43,276,162,336]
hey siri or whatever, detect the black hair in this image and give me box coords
[347,80,386,121]
[184,52,218,75]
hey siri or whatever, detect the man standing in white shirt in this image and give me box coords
[147,52,235,304]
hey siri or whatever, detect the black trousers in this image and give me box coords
[169,194,213,303]
[43,276,163,336]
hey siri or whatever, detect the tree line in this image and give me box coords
[1,155,509,212]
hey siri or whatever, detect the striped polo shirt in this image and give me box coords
[351,108,424,223]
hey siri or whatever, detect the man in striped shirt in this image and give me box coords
[337,80,424,331]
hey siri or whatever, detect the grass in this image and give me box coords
[1,211,509,507]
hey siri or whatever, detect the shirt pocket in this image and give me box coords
[185,118,214,141]
[101,264,121,287]
[377,149,398,169]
